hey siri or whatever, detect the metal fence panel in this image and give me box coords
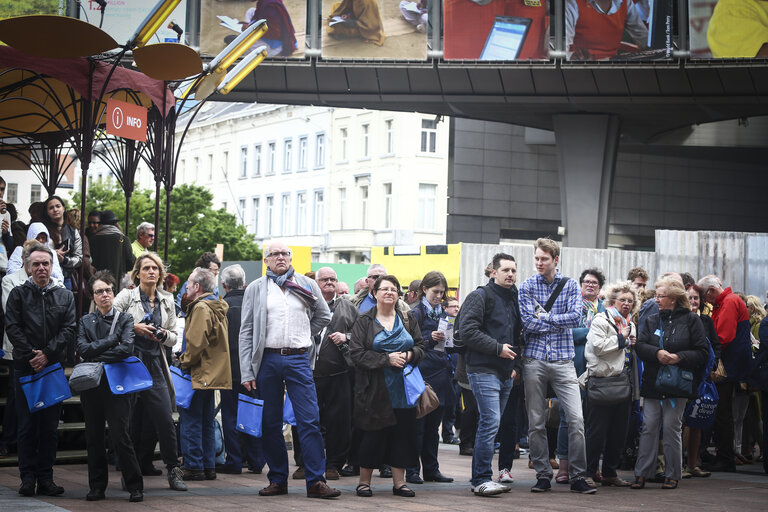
[746,234,768,298]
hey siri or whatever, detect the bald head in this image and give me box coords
[316,267,338,301]
[265,242,292,275]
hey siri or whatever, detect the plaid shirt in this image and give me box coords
[520,272,582,362]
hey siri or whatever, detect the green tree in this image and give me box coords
[0,0,59,18]
[73,181,262,279]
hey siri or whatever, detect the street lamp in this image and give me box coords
[129,0,182,48]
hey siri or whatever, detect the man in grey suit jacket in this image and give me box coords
[240,242,338,499]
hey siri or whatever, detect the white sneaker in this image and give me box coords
[416,23,426,33]
[499,468,514,483]
[472,480,509,496]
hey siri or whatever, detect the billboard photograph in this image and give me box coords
[690,0,768,58]
[201,0,306,59]
[443,0,550,61]
[1,0,61,19]
[565,0,674,61]
[321,0,427,59]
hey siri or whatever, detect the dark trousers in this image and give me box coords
[585,397,631,478]
[81,379,143,492]
[713,381,735,464]
[15,375,61,484]
[498,379,524,470]
[459,386,478,451]
[179,389,216,470]
[762,391,768,474]
[442,381,461,439]
[294,372,351,470]
[220,386,265,471]
[1,363,17,450]
[345,370,362,467]
[130,357,179,468]
[406,404,444,478]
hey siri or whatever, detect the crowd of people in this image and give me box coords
[1,187,767,502]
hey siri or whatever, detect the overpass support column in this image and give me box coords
[553,114,621,249]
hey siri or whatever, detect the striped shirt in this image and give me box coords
[519,272,582,362]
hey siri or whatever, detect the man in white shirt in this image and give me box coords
[240,242,338,499]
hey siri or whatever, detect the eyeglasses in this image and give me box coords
[616,298,634,304]
[655,294,668,299]
[367,274,384,279]
[268,251,291,258]
[378,287,399,294]
[93,288,114,296]
[145,233,155,238]
[582,280,600,286]
[318,277,337,282]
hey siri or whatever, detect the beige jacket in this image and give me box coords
[584,310,637,379]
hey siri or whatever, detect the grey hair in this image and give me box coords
[697,274,721,292]
[220,264,246,290]
[604,281,637,308]
[189,267,216,293]
[23,241,54,266]
[367,263,386,276]
[136,222,155,237]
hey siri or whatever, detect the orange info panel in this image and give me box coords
[106,99,148,143]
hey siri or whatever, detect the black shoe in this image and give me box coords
[19,481,35,497]
[442,436,460,445]
[216,465,242,475]
[459,447,474,456]
[379,466,392,478]
[571,478,597,494]
[141,465,163,476]
[37,481,65,496]
[702,462,737,473]
[531,477,552,493]
[393,484,415,497]
[424,472,453,483]
[406,474,424,484]
[204,469,217,480]
[129,489,144,502]
[86,489,106,501]
[340,464,359,477]
[182,468,205,481]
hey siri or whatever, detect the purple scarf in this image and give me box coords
[266,267,316,308]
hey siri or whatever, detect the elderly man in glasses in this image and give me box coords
[132,222,155,258]
[239,242,338,499]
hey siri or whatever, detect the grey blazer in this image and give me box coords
[239,273,331,385]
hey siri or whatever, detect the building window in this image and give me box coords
[238,198,246,223]
[315,133,325,168]
[239,147,248,178]
[421,119,437,153]
[223,151,228,178]
[7,183,18,203]
[30,184,41,203]
[313,190,324,234]
[298,136,308,171]
[361,124,370,158]
[281,193,291,234]
[251,197,260,236]
[193,156,200,180]
[360,184,369,229]
[417,183,437,230]
[179,159,185,182]
[383,183,392,229]
[338,187,346,230]
[207,154,214,180]
[296,192,307,234]
[339,128,348,161]
[267,142,276,175]
[385,119,393,154]
[283,139,293,172]
[266,196,274,235]
[253,144,262,177]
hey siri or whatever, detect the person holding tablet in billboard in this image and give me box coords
[565,0,648,60]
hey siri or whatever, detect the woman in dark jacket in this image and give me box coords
[350,275,425,498]
[406,271,455,484]
[76,271,143,502]
[632,278,709,490]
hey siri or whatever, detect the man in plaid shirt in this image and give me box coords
[519,238,594,494]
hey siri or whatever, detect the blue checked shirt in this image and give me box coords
[519,272,582,362]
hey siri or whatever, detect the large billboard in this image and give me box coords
[321,0,427,59]
[201,0,306,59]
[690,0,768,58]
[565,0,674,61]
[82,0,189,45]
[444,0,550,61]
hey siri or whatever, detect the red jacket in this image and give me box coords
[712,287,748,348]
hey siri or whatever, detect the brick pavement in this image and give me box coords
[1,443,767,511]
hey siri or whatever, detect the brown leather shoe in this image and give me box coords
[259,482,288,496]
[307,480,341,499]
[325,468,340,480]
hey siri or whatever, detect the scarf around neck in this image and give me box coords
[266,266,316,307]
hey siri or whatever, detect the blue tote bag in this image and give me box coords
[103,356,153,395]
[19,363,72,412]
[403,364,427,406]
[237,393,264,438]
[170,365,195,409]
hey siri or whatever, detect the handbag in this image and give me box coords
[403,364,427,406]
[416,383,439,419]
[684,379,719,429]
[68,362,104,392]
[236,393,264,438]
[587,373,632,405]
[654,319,694,397]
[19,362,72,412]
[103,356,153,395]
[170,365,195,409]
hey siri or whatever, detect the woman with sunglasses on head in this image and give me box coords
[42,196,81,291]
[350,275,425,498]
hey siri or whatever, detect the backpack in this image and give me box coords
[451,286,495,354]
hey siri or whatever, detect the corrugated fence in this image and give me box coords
[458,230,767,301]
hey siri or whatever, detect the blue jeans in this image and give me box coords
[179,389,216,470]
[257,352,326,489]
[468,372,513,487]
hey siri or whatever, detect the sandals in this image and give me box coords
[630,476,645,489]
[392,484,415,497]
[661,478,678,490]
[356,483,372,497]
